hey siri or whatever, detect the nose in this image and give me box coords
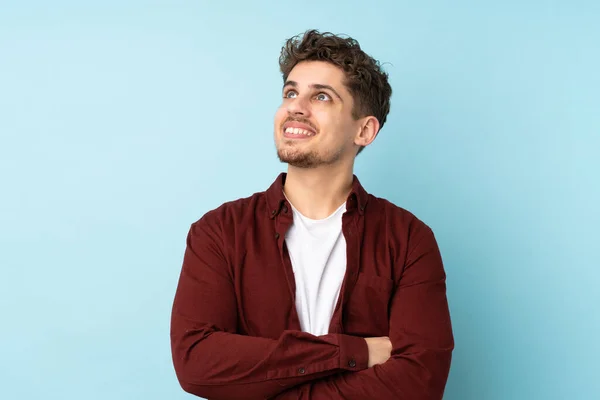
[286,94,310,116]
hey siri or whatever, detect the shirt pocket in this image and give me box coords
[343,272,394,337]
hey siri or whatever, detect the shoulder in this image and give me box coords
[367,194,434,237]
[367,195,442,279]
[191,190,267,234]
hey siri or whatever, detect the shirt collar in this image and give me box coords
[265,172,369,218]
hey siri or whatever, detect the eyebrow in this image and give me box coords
[283,80,344,102]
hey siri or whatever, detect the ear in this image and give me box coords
[354,116,380,148]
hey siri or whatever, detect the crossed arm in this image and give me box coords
[170,217,454,400]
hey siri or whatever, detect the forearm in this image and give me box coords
[271,348,453,400]
[171,313,369,400]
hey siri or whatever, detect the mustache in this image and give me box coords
[282,117,317,132]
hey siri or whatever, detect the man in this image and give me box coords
[170,29,454,400]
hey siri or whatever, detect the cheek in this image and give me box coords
[315,111,350,137]
[273,112,285,135]
[274,105,287,123]
[312,110,332,130]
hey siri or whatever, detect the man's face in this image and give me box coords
[274,61,361,168]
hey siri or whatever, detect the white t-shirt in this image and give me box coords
[284,200,347,336]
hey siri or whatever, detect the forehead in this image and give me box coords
[287,61,348,92]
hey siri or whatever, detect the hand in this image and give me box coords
[364,336,392,368]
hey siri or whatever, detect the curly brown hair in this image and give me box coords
[279,29,392,154]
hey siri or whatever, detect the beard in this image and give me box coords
[276,141,343,169]
[277,147,321,168]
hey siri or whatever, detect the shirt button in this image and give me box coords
[348,359,356,368]
[275,232,280,239]
[298,367,305,374]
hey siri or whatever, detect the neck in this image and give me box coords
[283,162,354,220]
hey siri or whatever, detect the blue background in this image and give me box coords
[1,1,598,399]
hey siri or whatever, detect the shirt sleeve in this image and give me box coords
[170,215,369,400]
[269,226,455,400]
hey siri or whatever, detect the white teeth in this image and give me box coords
[285,127,313,136]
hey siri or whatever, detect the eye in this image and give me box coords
[315,93,331,101]
[284,90,297,99]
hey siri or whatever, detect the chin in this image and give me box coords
[277,148,324,169]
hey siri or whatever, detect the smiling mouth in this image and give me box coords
[283,127,315,137]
